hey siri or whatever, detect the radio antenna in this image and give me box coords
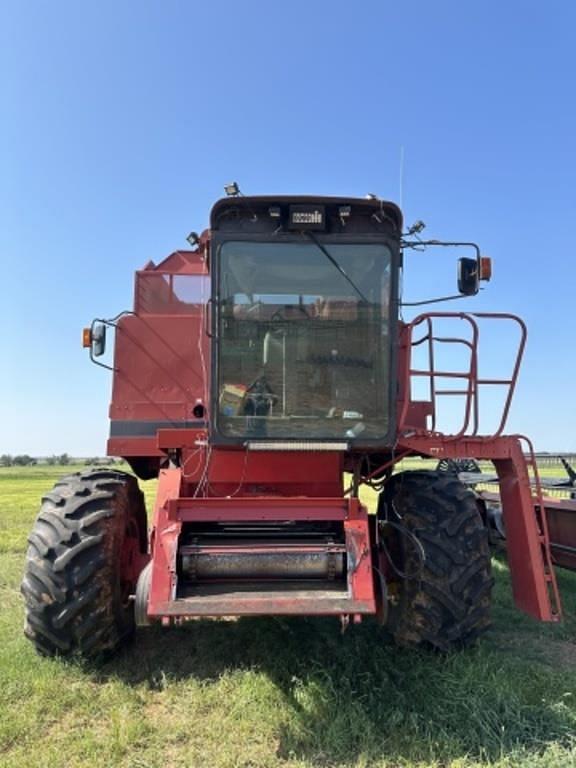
[399,145,405,210]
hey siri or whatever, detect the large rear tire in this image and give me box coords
[21,469,147,658]
[379,470,493,651]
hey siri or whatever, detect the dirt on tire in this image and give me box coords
[380,470,494,651]
[21,469,147,658]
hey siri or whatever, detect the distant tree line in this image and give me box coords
[0,454,124,467]
[1,454,38,466]
[46,454,71,466]
[0,453,70,467]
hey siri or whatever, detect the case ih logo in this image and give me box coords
[292,210,323,224]
[288,204,325,229]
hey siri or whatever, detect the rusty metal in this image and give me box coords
[179,541,346,581]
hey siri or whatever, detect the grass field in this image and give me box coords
[1,465,575,768]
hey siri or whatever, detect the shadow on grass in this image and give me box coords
[85,611,576,766]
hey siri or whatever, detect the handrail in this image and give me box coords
[517,434,562,618]
[472,313,527,438]
[398,312,526,440]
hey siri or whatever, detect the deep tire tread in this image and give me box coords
[21,469,147,659]
[382,470,493,651]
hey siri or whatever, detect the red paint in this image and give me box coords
[148,468,183,622]
[148,490,375,619]
[168,496,348,523]
[479,490,576,573]
[100,216,565,626]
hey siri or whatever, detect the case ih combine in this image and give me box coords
[22,192,576,658]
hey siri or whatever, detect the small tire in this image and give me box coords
[21,469,147,658]
[379,470,493,651]
[436,457,481,475]
[134,561,152,627]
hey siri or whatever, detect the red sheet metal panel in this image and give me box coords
[152,593,374,617]
[494,449,558,621]
[148,491,375,620]
[168,496,348,522]
[545,501,576,571]
[148,468,184,622]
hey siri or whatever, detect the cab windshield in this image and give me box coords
[216,240,393,441]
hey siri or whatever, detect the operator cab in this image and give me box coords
[210,196,402,445]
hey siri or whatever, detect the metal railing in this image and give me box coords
[398,312,527,440]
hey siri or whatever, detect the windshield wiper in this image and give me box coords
[305,232,370,304]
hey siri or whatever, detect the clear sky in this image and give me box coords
[1,1,575,455]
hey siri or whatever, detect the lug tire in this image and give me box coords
[21,469,147,658]
[379,470,493,651]
[436,457,481,475]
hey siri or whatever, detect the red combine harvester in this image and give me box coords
[22,192,575,657]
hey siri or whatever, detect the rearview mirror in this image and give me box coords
[457,257,479,296]
[92,323,107,357]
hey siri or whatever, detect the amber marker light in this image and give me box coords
[480,257,492,282]
[82,328,92,348]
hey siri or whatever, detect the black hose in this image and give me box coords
[377,518,426,580]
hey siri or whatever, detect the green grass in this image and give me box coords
[1,465,575,768]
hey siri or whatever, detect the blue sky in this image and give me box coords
[1,1,575,455]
